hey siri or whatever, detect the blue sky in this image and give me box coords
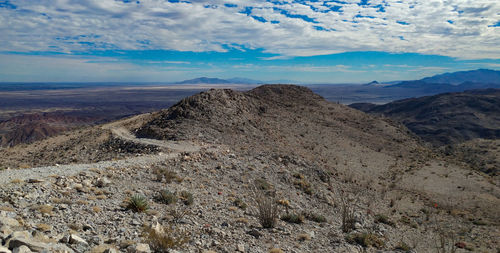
[0,0,499,83]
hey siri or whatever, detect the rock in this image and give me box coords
[103,248,119,253]
[246,229,262,238]
[455,242,467,249]
[127,243,151,253]
[7,237,48,252]
[27,179,44,184]
[0,246,12,253]
[12,246,31,253]
[237,243,245,252]
[0,217,20,227]
[59,235,70,244]
[96,177,111,187]
[0,226,13,240]
[69,234,89,246]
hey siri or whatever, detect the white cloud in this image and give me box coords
[0,0,499,59]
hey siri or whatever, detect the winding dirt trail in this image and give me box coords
[0,118,208,185]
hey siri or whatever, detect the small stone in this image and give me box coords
[246,229,262,239]
[96,177,111,187]
[69,234,89,246]
[27,179,44,183]
[237,243,245,252]
[12,246,31,253]
[128,243,151,253]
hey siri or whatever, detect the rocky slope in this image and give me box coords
[0,85,498,253]
[350,88,500,145]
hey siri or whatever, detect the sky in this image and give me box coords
[0,0,499,83]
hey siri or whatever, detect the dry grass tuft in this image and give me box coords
[142,223,189,252]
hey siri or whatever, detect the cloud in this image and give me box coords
[0,0,499,59]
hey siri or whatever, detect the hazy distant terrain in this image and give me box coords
[1,69,499,147]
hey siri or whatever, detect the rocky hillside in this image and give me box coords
[0,112,100,148]
[350,88,500,145]
[0,85,498,253]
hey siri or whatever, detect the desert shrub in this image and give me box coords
[346,233,384,249]
[255,192,279,228]
[126,195,149,212]
[374,214,394,226]
[293,178,314,195]
[304,212,327,223]
[169,208,189,223]
[341,202,356,233]
[156,190,178,205]
[154,168,182,183]
[142,223,189,252]
[254,178,273,191]
[233,198,247,209]
[281,213,305,224]
[179,191,193,206]
[395,241,411,251]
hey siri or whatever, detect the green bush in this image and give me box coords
[127,195,149,212]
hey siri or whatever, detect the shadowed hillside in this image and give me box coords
[351,89,500,145]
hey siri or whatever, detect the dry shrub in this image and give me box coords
[37,205,53,215]
[36,223,52,232]
[340,192,356,233]
[142,223,189,252]
[254,190,279,229]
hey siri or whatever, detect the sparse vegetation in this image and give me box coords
[281,213,305,224]
[156,189,178,205]
[293,177,314,195]
[233,198,247,209]
[346,232,384,249]
[179,191,193,206]
[304,212,327,223]
[340,195,356,233]
[154,167,183,183]
[142,223,189,252]
[126,195,149,212]
[255,191,279,229]
[255,178,273,191]
[374,214,394,226]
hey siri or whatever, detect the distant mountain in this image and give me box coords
[350,88,500,146]
[421,69,500,84]
[363,80,379,86]
[174,77,231,84]
[226,77,263,84]
[174,77,265,85]
[387,69,500,93]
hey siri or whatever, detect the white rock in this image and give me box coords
[237,243,245,252]
[69,234,89,246]
[0,217,19,227]
[128,243,151,253]
[0,246,12,253]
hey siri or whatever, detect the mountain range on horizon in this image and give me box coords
[174,68,500,86]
